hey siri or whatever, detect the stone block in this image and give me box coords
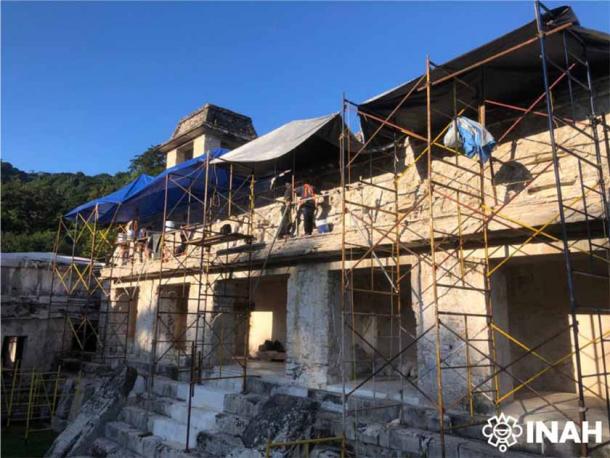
[357,422,384,445]
[197,431,244,456]
[313,410,341,436]
[215,412,249,436]
[388,428,427,455]
[270,384,308,398]
[241,394,319,449]
[224,393,264,418]
[45,366,137,458]
[90,437,121,457]
[400,405,428,429]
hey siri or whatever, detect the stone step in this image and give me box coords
[104,420,195,458]
[405,408,609,457]
[148,414,200,451]
[91,436,143,458]
[120,406,200,449]
[120,405,154,431]
[337,417,544,458]
[223,393,266,418]
[198,375,245,392]
[151,377,235,411]
[104,420,163,456]
[147,396,219,431]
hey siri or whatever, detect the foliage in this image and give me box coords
[128,145,164,176]
[1,145,162,253]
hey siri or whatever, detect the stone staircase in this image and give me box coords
[91,377,242,458]
[84,374,609,458]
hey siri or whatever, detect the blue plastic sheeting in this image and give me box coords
[456,117,496,163]
[65,148,233,225]
[112,148,231,224]
[443,117,496,163]
[64,174,154,224]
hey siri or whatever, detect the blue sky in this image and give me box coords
[2,1,609,175]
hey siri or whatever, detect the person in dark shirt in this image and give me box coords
[295,183,316,236]
[278,182,294,239]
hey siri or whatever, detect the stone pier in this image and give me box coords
[411,257,496,413]
[285,263,341,388]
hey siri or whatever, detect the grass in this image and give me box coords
[1,424,57,458]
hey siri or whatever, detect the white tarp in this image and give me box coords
[211,113,339,165]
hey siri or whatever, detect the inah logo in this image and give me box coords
[482,413,523,453]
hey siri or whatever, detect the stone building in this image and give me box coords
[1,253,98,371]
[44,5,610,457]
[160,103,257,168]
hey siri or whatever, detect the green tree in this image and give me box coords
[128,145,164,176]
[1,144,165,253]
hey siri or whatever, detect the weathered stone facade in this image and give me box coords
[99,108,610,405]
[161,103,257,168]
[0,253,98,371]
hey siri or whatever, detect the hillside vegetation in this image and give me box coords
[1,146,163,253]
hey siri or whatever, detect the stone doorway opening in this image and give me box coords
[338,267,418,401]
[210,274,288,380]
[493,254,610,432]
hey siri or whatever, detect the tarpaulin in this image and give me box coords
[358,6,610,146]
[444,116,497,163]
[65,149,233,225]
[64,174,154,224]
[211,113,361,174]
[112,148,232,224]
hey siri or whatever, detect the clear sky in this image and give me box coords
[2,1,609,175]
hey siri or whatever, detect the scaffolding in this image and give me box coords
[34,2,610,456]
[340,1,609,456]
[48,207,133,365]
[1,362,71,439]
[142,155,257,450]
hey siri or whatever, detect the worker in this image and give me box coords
[135,225,153,261]
[296,183,316,236]
[278,182,294,239]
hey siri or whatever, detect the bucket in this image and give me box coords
[316,219,331,234]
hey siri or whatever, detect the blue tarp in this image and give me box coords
[64,174,154,224]
[112,148,231,223]
[65,148,233,225]
[443,117,496,163]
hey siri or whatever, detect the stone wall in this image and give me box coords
[411,257,495,413]
[99,97,610,416]
[101,109,610,284]
[1,255,97,371]
[286,263,342,388]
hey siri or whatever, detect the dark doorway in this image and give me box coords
[2,336,26,369]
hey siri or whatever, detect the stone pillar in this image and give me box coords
[286,263,341,388]
[166,149,178,168]
[193,134,221,157]
[411,258,495,414]
[133,280,158,361]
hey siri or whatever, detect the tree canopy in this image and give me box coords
[1,146,162,253]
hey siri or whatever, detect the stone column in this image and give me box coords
[133,280,158,361]
[286,263,341,388]
[411,258,495,414]
[166,149,178,168]
[193,134,221,157]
